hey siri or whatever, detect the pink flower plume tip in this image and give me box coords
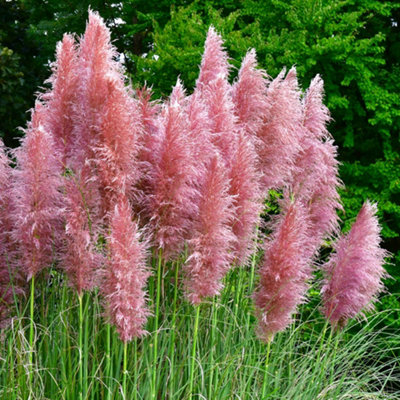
[103,196,150,342]
[253,200,312,341]
[322,201,389,327]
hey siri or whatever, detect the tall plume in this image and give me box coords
[321,201,388,327]
[229,131,263,265]
[254,200,312,341]
[11,103,63,280]
[103,196,150,342]
[62,164,103,295]
[143,80,198,259]
[256,67,302,190]
[74,11,141,219]
[0,140,24,326]
[184,155,236,304]
[196,26,229,90]
[41,33,79,167]
[289,75,342,257]
[232,49,268,137]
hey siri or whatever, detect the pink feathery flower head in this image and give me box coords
[288,75,342,257]
[103,195,150,342]
[256,67,302,190]
[144,81,198,259]
[253,200,312,341]
[12,102,63,280]
[202,75,238,165]
[321,201,389,328]
[232,49,268,137]
[0,140,24,326]
[229,131,263,265]
[134,86,162,219]
[196,26,230,91]
[185,90,213,166]
[184,155,236,305]
[41,33,79,166]
[93,75,142,216]
[62,164,104,295]
[72,9,119,166]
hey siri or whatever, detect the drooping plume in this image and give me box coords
[143,81,198,259]
[103,196,150,342]
[321,201,388,327]
[254,200,312,341]
[232,49,268,137]
[0,140,24,326]
[256,67,302,190]
[289,75,342,257]
[184,155,236,305]
[62,165,103,294]
[12,103,63,280]
[41,33,79,166]
[229,131,263,265]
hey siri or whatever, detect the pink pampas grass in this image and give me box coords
[321,201,388,327]
[12,103,63,280]
[103,196,150,342]
[232,49,268,137]
[256,67,302,190]
[144,81,198,259]
[41,33,79,166]
[62,165,103,294]
[196,26,230,91]
[184,155,236,305]
[0,140,24,326]
[229,131,263,265]
[254,200,312,341]
[289,75,342,257]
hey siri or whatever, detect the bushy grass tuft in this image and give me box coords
[0,261,399,399]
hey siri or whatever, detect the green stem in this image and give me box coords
[261,340,271,398]
[123,342,128,398]
[208,298,216,399]
[28,275,35,394]
[134,339,138,400]
[168,261,179,397]
[106,323,111,400]
[152,248,163,399]
[189,305,200,399]
[78,293,83,400]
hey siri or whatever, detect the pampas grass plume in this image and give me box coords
[322,201,389,327]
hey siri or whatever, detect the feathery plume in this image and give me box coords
[93,75,141,216]
[289,75,342,256]
[144,81,198,259]
[203,75,238,165]
[232,49,268,137]
[41,33,79,166]
[12,103,63,280]
[184,155,236,305]
[62,165,103,294]
[229,131,263,265]
[103,196,150,342]
[256,67,302,190]
[0,140,24,326]
[254,201,312,341]
[321,201,388,327]
[196,26,229,90]
[72,10,118,164]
